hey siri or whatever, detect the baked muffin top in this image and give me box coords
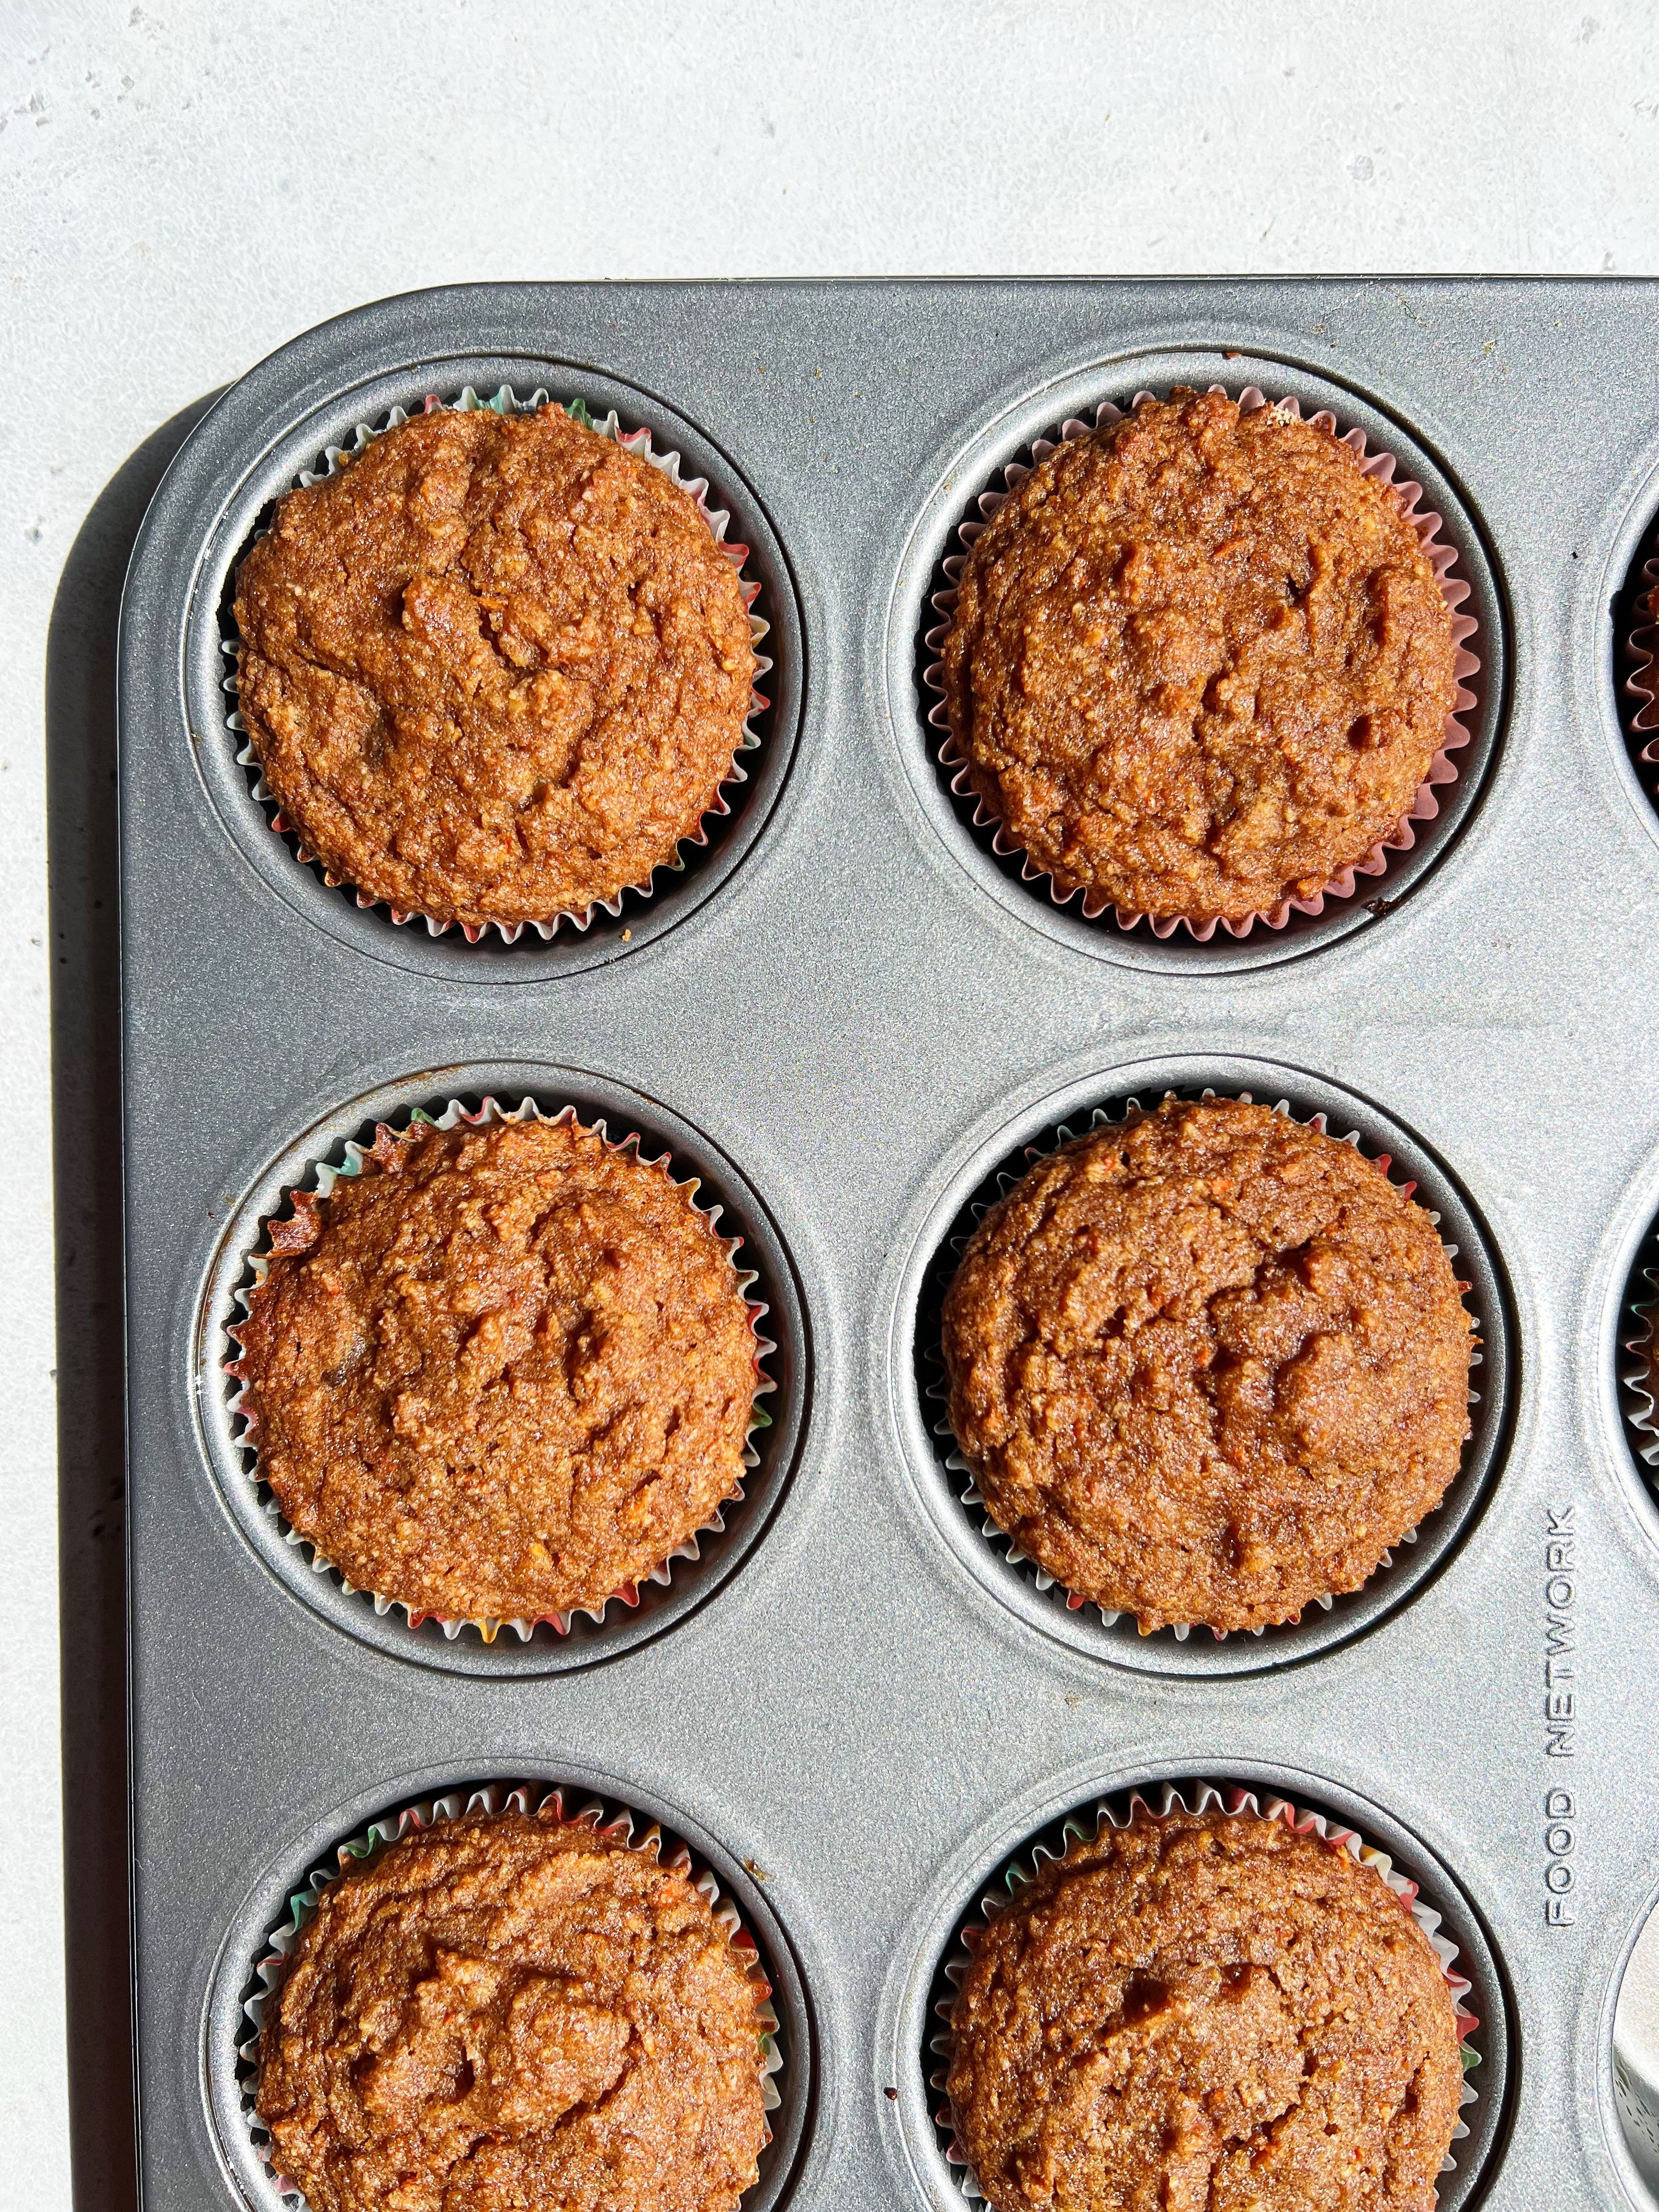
[940,1097,1472,1632]
[234,405,755,930]
[948,1807,1464,2212]
[256,1809,770,2212]
[231,1114,760,1621]
[940,388,1458,923]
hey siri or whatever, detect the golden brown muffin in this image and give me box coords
[940,388,1458,923]
[947,1807,1465,2212]
[234,404,755,930]
[940,1097,1471,1632]
[230,1114,760,1621]
[256,1808,771,2212]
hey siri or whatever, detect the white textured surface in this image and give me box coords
[3,0,1659,2198]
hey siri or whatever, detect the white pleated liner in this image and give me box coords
[926,1089,1483,1642]
[224,1096,777,1644]
[923,385,1482,942]
[223,384,774,944]
[239,1783,783,2208]
[930,1781,1483,2203]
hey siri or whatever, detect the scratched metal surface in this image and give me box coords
[118,280,1659,2211]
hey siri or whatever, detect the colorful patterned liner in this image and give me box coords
[238,1782,784,2208]
[929,1779,1482,2203]
[922,385,1482,941]
[223,1096,777,1645]
[222,383,774,944]
[922,1088,1485,1642]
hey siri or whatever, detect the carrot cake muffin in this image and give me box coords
[233,403,755,929]
[230,1114,760,1622]
[947,1806,1465,2212]
[940,1096,1471,1632]
[256,1808,770,2212]
[940,388,1458,923]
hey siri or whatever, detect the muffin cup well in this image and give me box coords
[924,1087,1483,1643]
[223,1095,777,1645]
[922,385,1482,942]
[222,383,774,944]
[929,1779,1483,2204]
[238,1782,784,2206]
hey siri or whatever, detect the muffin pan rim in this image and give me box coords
[198,1757,820,2212]
[874,1750,1517,2212]
[189,1059,816,1677]
[172,349,808,985]
[882,1045,1519,1678]
[879,340,1511,977]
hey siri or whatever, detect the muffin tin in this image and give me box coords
[119,279,1659,2211]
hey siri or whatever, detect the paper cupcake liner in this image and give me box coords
[1614,2041,1659,2199]
[222,383,774,944]
[238,1782,783,2208]
[223,1096,777,1644]
[1614,1908,1659,2199]
[922,385,1482,941]
[923,1088,1483,1641]
[930,1780,1482,2203]
[1623,550,1659,762]
[1616,1217,1659,1480]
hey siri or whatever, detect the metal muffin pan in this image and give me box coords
[119,279,1659,2212]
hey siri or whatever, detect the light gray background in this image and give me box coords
[5,2,1659,2203]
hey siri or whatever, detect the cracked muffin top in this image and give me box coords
[939,388,1458,923]
[233,404,755,930]
[939,1096,1472,1632]
[230,1113,760,1623]
[947,1807,1465,2212]
[256,1808,771,2212]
